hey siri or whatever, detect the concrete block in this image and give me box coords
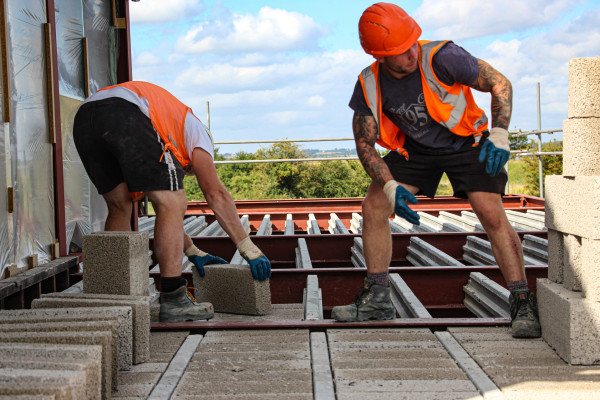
[0,330,113,397]
[0,320,119,383]
[32,293,150,364]
[562,233,600,300]
[0,306,133,370]
[563,118,600,176]
[568,57,600,119]
[545,175,600,239]
[547,229,564,283]
[192,264,271,315]
[0,368,86,400]
[0,343,102,400]
[82,231,149,296]
[537,279,600,365]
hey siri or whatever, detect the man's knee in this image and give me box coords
[148,190,188,215]
[362,191,392,221]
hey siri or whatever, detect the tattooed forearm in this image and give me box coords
[352,112,394,186]
[471,59,513,130]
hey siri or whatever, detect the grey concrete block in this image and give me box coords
[0,306,133,371]
[0,320,119,383]
[568,57,600,119]
[0,331,113,397]
[82,231,149,296]
[547,229,564,284]
[545,175,600,239]
[32,293,150,364]
[537,279,600,365]
[563,118,600,176]
[193,264,271,315]
[0,368,86,400]
[0,343,102,400]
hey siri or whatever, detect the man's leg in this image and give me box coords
[102,182,133,231]
[331,181,418,322]
[147,189,213,322]
[467,191,541,338]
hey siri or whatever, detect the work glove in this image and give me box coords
[236,237,271,281]
[185,244,227,277]
[383,180,420,225]
[478,127,510,176]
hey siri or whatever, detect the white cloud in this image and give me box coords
[175,6,327,54]
[307,95,325,107]
[134,51,161,66]
[130,0,203,24]
[414,0,587,40]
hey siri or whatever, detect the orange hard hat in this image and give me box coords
[359,3,422,58]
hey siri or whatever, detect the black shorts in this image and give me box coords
[73,98,185,195]
[383,134,507,199]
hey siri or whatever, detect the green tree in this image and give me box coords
[523,140,563,196]
[509,131,531,152]
[255,141,308,198]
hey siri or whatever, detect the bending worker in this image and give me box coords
[331,3,540,338]
[73,81,271,323]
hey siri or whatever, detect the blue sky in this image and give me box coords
[129,0,600,154]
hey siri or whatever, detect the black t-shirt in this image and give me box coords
[349,42,481,153]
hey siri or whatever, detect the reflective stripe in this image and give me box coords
[360,66,380,137]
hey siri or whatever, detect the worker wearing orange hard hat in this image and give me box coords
[332,3,541,339]
[73,81,271,323]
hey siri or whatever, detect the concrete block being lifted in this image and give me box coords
[0,306,133,371]
[32,293,150,364]
[0,343,102,400]
[567,57,600,119]
[537,279,600,365]
[0,368,86,400]
[0,330,113,397]
[82,231,149,296]
[192,264,271,315]
[545,175,600,239]
[563,118,600,176]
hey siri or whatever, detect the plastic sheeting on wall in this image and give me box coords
[5,0,55,269]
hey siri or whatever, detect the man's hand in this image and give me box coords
[478,127,510,176]
[236,237,271,281]
[185,245,227,277]
[383,181,420,225]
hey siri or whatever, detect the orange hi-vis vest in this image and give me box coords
[358,40,488,159]
[99,81,193,168]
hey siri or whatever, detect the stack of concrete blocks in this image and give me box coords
[192,264,272,315]
[539,57,600,365]
[0,231,153,398]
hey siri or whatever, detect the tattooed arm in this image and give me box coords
[353,111,394,187]
[470,59,512,130]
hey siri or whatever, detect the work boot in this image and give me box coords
[509,289,541,338]
[331,278,395,322]
[159,285,214,322]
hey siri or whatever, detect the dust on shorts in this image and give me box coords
[383,134,508,199]
[73,97,185,195]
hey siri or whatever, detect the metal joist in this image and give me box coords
[462,272,510,319]
[406,237,464,267]
[295,238,313,269]
[389,273,432,318]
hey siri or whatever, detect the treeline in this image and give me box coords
[184,138,563,200]
[184,142,371,201]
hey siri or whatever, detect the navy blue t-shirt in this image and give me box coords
[349,42,481,153]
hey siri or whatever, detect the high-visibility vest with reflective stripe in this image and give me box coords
[99,81,193,167]
[358,40,488,159]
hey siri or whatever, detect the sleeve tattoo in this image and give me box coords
[353,112,393,186]
[471,59,513,130]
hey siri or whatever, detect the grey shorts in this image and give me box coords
[73,98,185,195]
[383,134,508,199]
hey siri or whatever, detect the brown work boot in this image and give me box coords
[509,289,541,338]
[159,285,214,322]
[331,278,395,322]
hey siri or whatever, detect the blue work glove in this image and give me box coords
[185,245,227,277]
[383,181,420,225]
[237,237,271,281]
[478,127,510,176]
